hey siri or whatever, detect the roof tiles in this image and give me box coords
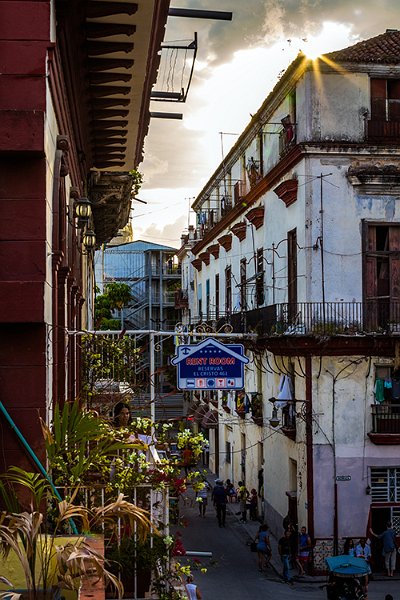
[325,29,400,64]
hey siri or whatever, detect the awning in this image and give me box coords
[193,404,209,423]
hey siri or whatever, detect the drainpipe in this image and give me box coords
[0,401,78,534]
[305,356,314,547]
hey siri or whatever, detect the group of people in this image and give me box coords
[196,478,260,526]
[253,516,312,584]
[343,521,398,578]
[277,523,313,584]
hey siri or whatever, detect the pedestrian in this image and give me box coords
[211,479,228,528]
[370,521,397,577]
[249,488,258,520]
[278,529,294,584]
[225,479,237,503]
[113,401,132,428]
[296,526,312,576]
[238,481,249,522]
[385,595,393,600]
[355,538,371,596]
[201,440,209,467]
[343,538,355,557]
[255,524,272,571]
[258,462,264,497]
[196,480,210,518]
[185,575,202,600]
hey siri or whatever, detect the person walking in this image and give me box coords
[296,526,312,576]
[211,479,228,528]
[185,575,202,600]
[238,481,249,522]
[370,521,397,577]
[255,524,272,571]
[196,480,210,518]
[278,529,294,584]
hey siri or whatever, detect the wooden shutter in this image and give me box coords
[364,224,377,299]
[389,226,400,301]
[370,79,387,120]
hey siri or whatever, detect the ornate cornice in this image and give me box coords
[207,244,220,259]
[199,251,210,266]
[217,234,233,251]
[89,171,132,245]
[274,178,298,207]
[231,221,247,241]
[192,258,203,271]
[245,206,264,229]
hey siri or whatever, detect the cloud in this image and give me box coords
[136,0,400,247]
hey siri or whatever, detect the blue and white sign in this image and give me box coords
[171,338,249,390]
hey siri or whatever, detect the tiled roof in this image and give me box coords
[325,29,400,64]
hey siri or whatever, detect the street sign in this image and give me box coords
[336,475,351,481]
[171,337,249,390]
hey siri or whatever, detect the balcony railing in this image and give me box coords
[229,301,400,336]
[371,404,400,434]
[367,119,400,142]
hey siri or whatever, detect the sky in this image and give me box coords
[132,0,400,249]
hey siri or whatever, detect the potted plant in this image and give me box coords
[0,468,152,600]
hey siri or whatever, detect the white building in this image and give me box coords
[177,30,400,570]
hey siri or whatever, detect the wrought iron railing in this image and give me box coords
[229,301,400,336]
[371,404,400,434]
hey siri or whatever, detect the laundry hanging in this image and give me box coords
[275,374,293,409]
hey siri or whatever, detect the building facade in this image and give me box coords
[178,30,400,569]
[0,0,170,470]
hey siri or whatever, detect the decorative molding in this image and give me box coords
[231,221,247,241]
[347,163,400,194]
[207,244,220,259]
[192,258,203,271]
[217,234,233,251]
[199,251,210,266]
[89,171,132,245]
[274,178,298,207]
[245,206,264,229]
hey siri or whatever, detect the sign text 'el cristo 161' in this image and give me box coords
[171,338,249,390]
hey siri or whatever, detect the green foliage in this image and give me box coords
[104,283,132,311]
[0,469,152,598]
[40,400,144,488]
[128,169,144,197]
[81,334,142,399]
[94,283,132,329]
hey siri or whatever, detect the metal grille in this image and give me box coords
[371,467,400,502]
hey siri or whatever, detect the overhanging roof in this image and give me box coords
[56,0,170,243]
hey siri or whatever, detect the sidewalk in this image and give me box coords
[224,500,324,583]
[199,469,398,585]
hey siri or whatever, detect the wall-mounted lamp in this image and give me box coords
[74,197,92,225]
[269,406,280,428]
[365,485,371,495]
[83,228,96,250]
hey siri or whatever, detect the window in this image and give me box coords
[226,441,231,464]
[225,266,232,314]
[371,79,400,122]
[256,248,264,306]
[371,467,400,502]
[206,279,210,320]
[215,274,220,319]
[240,258,247,310]
[363,223,400,328]
[288,228,298,320]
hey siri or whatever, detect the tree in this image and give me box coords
[94,283,132,330]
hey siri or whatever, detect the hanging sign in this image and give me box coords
[171,337,249,390]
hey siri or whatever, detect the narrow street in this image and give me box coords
[173,483,400,600]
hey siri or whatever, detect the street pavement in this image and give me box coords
[172,476,400,600]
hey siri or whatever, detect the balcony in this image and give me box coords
[366,119,400,143]
[369,404,400,444]
[174,289,189,309]
[229,301,400,336]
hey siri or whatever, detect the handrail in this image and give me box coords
[0,401,78,534]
